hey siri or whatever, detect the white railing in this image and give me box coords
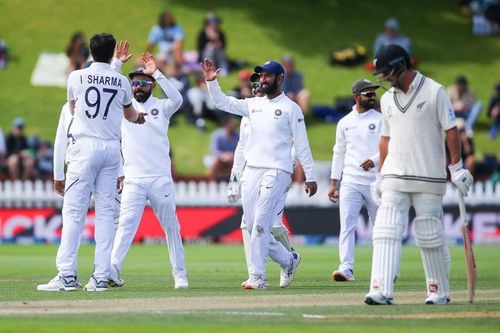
[0,179,499,208]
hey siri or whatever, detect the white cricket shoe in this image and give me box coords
[332,269,355,282]
[174,276,189,289]
[244,276,268,290]
[425,292,450,305]
[83,276,108,292]
[280,252,301,288]
[37,275,77,292]
[364,291,394,305]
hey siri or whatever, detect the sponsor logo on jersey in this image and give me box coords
[298,118,304,123]
[151,108,159,116]
[251,109,262,113]
[448,107,456,121]
[387,105,394,119]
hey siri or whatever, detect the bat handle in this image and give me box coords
[457,191,469,228]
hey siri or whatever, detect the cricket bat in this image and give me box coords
[458,192,477,303]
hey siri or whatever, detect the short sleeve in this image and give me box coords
[67,71,76,101]
[122,76,133,106]
[436,87,456,131]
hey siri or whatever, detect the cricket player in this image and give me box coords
[364,44,473,305]
[38,33,146,292]
[328,79,381,282]
[109,52,188,289]
[227,73,295,287]
[202,58,317,290]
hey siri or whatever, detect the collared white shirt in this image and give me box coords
[331,106,381,185]
[207,80,316,182]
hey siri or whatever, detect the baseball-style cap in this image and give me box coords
[128,68,156,82]
[254,61,285,76]
[13,117,25,128]
[250,72,260,82]
[352,79,380,94]
[373,44,410,75]
[385,18,399,31]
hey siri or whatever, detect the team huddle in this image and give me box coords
[37,33,474,305]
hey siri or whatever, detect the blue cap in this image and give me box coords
[254,61,284,76]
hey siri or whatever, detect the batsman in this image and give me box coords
[365,44,473,305]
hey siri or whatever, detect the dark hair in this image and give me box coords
[159,11,175,28]
[89,33,116,63]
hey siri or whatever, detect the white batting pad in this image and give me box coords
[414,216,450,296]
[369,203,406,299]
[272,225,292,252]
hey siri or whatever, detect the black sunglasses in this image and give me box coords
[358,91,376,98]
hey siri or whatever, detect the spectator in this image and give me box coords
[197,13,228,75]
[0,127,6,174]
[447,75,482,130]
[282,55,310,114]
[146,11,184,69]
[187,72,223,131]
[5,118,36,181]
[457,118,476,174]
[0,37,8,69]
[65,32,90,72]
[206,117,239,181]
[488,82,500,138]
[470,0,500,35]
[373,18,412,56]
[37,140,54,178]
[228,69,253,99]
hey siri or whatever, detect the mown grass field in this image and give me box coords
[0,0,499,175]
[0,244,499,332]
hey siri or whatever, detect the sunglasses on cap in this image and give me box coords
[251,82,261,89]
[358,91,376,98]
[131,80,154,87]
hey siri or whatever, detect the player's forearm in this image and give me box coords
[378,136,390,172]
[446,127,462,165]
[123,104,139,122]
[154,70,183,111]
[206,80,249,117]
[110,57,123,72]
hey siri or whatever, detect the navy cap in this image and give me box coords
[254,61,285,76]
[128,68,156,82]
[352,79,380,94]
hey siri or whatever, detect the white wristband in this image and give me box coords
[448,159,463,173]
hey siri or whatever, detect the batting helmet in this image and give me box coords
[373,44,411,75]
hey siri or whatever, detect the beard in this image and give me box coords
[134,90,152,103]
[360,98,375,110]
[261,78,279,95]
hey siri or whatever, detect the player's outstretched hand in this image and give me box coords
[54,180,65,196]
[142,52,157,76]
[305,181,317,197]
[201,58,220,81]
[115,40,133,63]
[134,112,148,124]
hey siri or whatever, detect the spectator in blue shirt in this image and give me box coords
[373,18,412,56]
[207,117,239,181]
[282,55,310,114]
[146,11,184,69]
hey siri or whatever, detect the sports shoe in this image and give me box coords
[83,276,108,292]
[108,277,125,288]
[364,291,394,305]
[244,275,268,290]
[332,269,355,282]
[279,252,301,288]
[174,276,189,289]
[425,292,450,305]
[241,278,250,288]
[37,275,77,292]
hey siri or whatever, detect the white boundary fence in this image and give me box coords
[0,179,499,208]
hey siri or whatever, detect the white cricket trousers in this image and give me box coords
[56,138,120,281]
[241,166,293,278]
[338,182,378,272]
[111,176,187,279]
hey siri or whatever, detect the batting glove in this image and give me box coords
[226,170,242,204]
[371,175,383,206]
[449,160,474,196]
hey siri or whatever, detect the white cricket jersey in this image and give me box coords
[53,103,73,180]
[67,62,132,141]
[331,106,381,185]
[380,71,456,195]
[121,70,183,178]
[207,80,316,181]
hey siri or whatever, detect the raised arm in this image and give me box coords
[201,58,249,117]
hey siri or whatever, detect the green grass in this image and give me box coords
[0,244,499,332]
[0,0,499,174]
